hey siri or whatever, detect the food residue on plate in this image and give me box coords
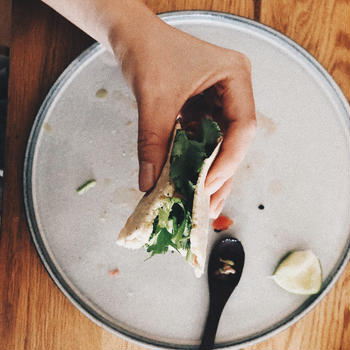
[43,122,53,133]
[96,88,108,98]
[212,215,234,232]
[256,112,276,135]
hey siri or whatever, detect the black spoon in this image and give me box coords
[199,236,245,350]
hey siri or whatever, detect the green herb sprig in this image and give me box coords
[145,118,221,259]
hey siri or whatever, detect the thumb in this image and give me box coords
[137,104,176,192]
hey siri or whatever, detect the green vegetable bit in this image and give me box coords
[76,179,96,195]
[145,118,222,259]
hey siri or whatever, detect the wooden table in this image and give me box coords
[1,1,349,349]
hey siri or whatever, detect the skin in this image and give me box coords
[42,0,256,218]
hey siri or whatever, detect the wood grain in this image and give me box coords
[144,0,255,17]
[260,0,350,101]
[0,0,349,349]
[0,1,99,350]
[0,0,12,46]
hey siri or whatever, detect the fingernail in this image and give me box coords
[206,177,224,195]
[213,199,225,219]
[139,161,155,192]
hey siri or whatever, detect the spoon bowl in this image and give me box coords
[200,236,245,349]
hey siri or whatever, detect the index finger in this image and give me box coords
[205,77,256,195]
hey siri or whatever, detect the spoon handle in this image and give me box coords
[199,299,225,350]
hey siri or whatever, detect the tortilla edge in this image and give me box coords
[116,119,181,248]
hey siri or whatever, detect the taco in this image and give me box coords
[117,117,222,277]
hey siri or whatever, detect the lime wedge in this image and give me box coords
[272,250,322,295]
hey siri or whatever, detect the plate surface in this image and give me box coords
[24,12,350,349]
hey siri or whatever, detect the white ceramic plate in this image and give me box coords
[24,12,350,349]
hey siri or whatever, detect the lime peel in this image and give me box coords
[272,250,322,295]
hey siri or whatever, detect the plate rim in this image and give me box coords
[23,11,350,349]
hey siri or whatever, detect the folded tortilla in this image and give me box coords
[117,119,221,277]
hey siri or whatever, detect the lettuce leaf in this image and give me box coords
[170,118,221,202]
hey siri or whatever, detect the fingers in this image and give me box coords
[206,120,256,194]
[206,75,256,194]
[209,177,234,218]
[138,103,176,192]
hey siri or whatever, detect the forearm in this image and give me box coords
[41,0,160,59]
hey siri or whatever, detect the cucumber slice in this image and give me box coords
[272,250,322,295]
[76,179,96,195]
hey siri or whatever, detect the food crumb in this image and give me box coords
[219,258,235,266]
[96,88,108,98]
[216,257,236,276]
[218,267,236,275]
[126,120,132,126]
[109,268,120,277]
[212,215,234,232]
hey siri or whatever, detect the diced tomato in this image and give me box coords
[212,215,233,232]
[108,268,120,277]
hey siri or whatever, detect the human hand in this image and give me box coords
[112,7,256,218]
[41,0,255,217]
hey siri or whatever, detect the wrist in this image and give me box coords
[108,0,162,61]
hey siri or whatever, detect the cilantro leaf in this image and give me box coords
[171,130,189,158]
[145,118,221,260]
[146,228,177,257]
[200,118,222,147]
[170,118,221,201]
